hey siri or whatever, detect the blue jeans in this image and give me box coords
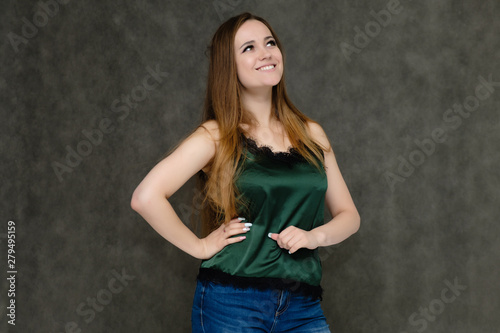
[191,280,331,332]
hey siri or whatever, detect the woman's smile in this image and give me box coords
[256,64,276,71]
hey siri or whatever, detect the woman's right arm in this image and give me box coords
[130,120,249,259]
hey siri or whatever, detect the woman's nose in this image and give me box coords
[258,47,272,60]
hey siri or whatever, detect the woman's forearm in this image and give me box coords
[310,210,360,247]
[131,190,203,259]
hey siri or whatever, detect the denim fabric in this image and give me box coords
[191,280,331,333]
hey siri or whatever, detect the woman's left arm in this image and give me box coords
[269,121,360,254]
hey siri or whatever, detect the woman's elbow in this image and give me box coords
[352,210,361,234]
[130,186,152,212]
[130,193,141,212]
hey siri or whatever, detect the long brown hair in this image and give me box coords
[193,12,328,235]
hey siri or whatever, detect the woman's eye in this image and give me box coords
[267,40,276,47]
[243,45,253,52]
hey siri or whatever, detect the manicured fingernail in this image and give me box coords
[243,227,250,231]
[238,217,246,221]
[288,250,291,254]
[244,223,252,227]
[240,236,246,240]
[268,233,272,238]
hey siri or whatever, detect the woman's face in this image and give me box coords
[234,20,283,91]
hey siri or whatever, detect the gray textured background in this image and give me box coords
[1,0,499,332]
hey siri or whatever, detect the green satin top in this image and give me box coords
[200,134,328,286]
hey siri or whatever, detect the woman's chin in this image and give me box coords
[244,80,282,91]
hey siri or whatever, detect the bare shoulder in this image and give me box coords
[306,120,331,151]
[196,120,221,173]
[197,119,221,144]
[131,120,221,200]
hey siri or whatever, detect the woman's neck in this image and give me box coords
[240,87,275,128]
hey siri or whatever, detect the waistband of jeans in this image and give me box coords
[196,267,323,301]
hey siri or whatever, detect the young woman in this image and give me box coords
[131,12,360,332]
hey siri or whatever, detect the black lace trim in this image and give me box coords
[241,133,308,165]
[197,267,323,300]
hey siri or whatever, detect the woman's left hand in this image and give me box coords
[268,226,320,254]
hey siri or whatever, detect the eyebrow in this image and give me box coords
[239,35,274,50]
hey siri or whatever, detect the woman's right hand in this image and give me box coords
[197,217,252,260]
